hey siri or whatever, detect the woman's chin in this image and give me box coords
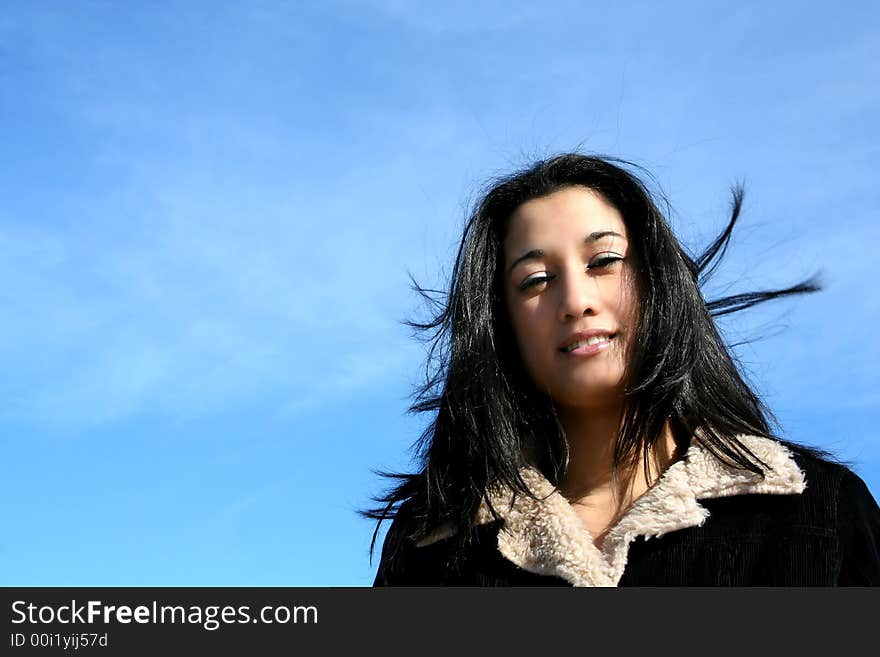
[549,381,627,410]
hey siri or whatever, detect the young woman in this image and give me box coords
[366,154,880,586]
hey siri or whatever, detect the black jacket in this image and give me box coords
[373,435,880,586]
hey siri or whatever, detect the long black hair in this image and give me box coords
[364,153,820,562]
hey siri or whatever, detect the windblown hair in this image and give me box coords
[364,153,820,563]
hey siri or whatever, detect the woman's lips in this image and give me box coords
[559,334,614,357]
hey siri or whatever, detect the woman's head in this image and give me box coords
[462,154,708,422]
[502,185,638,411]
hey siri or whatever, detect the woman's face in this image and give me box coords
[502,185,639,411]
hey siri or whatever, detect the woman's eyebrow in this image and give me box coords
[508,248,544,273]
[586,230,625,243]
[507,231,626,273]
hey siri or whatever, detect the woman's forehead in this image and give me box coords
[504,187,628,251]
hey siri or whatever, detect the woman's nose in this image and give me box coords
[557,270,597,321]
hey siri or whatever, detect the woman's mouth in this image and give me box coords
[560,334,615,355]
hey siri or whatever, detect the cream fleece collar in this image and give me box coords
[419,434,805,586]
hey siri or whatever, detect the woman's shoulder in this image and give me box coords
[694,435,879,540]
[772,438,880,581]
[373,499,454,586]
[372,499,505,586]
[775,438,876,500]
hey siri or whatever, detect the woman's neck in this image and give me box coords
[555,404,677,506]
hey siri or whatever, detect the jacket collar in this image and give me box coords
[421,434,805,586]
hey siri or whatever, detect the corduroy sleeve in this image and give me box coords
[836,469,880,586]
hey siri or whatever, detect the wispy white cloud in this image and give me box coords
[0,117,434,428]
[345,0,586,34]
[2,0,876,435]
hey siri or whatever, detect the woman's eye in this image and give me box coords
[588,254,624,270]
[519,274,552,291]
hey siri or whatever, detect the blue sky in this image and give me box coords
[1,1,877,586]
